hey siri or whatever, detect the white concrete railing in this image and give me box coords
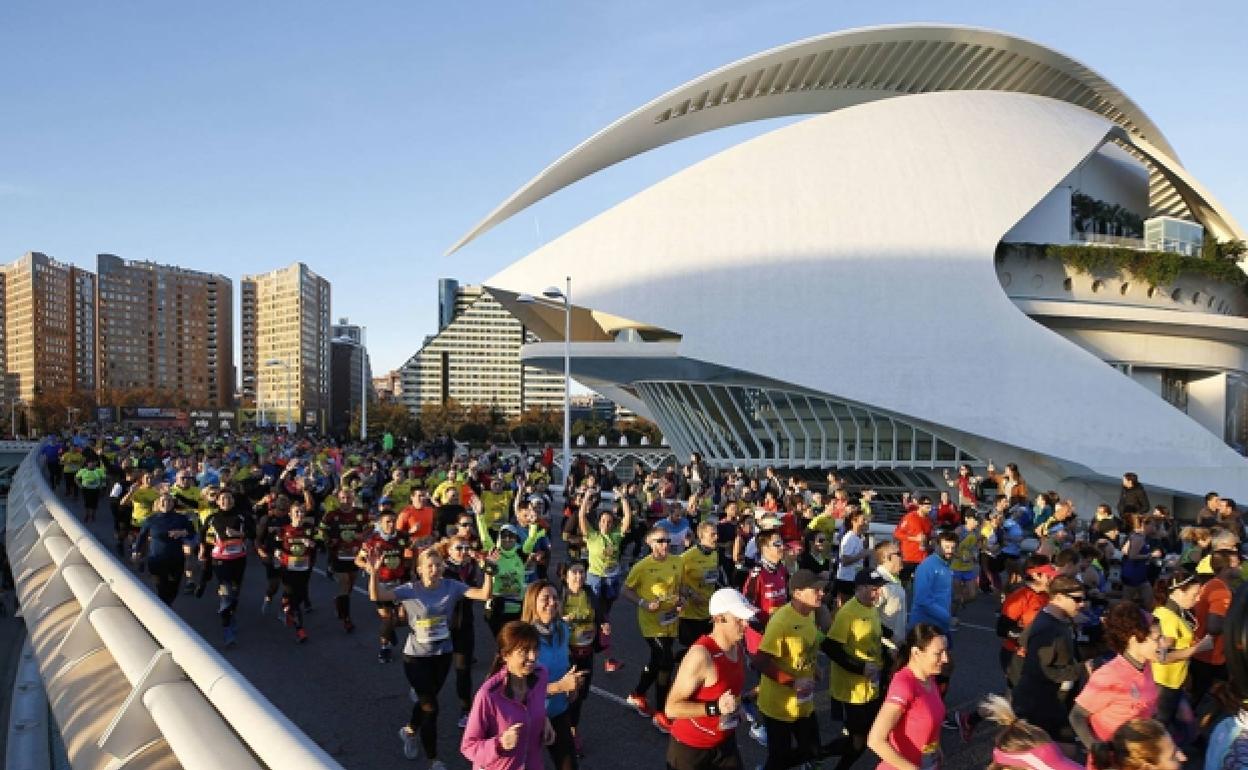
[5,449,344,770]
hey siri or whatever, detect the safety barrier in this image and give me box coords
[4,448,344,770]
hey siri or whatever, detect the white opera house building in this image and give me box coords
[451,25,1248,512]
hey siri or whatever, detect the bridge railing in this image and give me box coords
[5,447,343,770]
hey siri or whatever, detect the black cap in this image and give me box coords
[854,570,887,588]
[790,569,829,592]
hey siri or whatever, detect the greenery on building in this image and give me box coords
[1071,191,1144,238]
[997,241,1248,291]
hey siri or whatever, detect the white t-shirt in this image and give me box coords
[836,531,865,582]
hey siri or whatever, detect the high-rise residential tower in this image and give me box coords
[240,263,331,431]
[329,317,372,438]
[95,254,234,407]
[399,281,564,418]
[1,252,96,403]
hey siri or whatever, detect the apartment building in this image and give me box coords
[96,254,234,406]
[241,263,331,431]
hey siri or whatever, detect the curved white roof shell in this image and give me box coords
[485,90,1248,500]
[450,23,1214,253]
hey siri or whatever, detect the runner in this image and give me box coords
[355,505,415,663]
[275,501,320,643]
[520,581,588,770]
[998,558,1057,683]
[1090,719,1185,770]
[663,588,757,770]
[75,457,107,522]
[578,487,632,672]
[822,570,887,770]
[978,694,1082,770]
[367,546,494,767]
[623,526,684,730]
[131,492,197,605]
[1011,576,1087,748]
[460,621,556,770]
[441,534,486,727]
[255,495,292,615]
[561,561,603,755]
[1150,569,1210,742]
[753,569,825,770]
[319,487,371,633]
[1069,601,1161,755]
[198,493,255,646]
[678,521,723,651]
[866,623,949,770]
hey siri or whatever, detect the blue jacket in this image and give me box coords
[134,512,198,563]
[909,552,952,633]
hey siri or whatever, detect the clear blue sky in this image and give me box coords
[3,2,1245,374]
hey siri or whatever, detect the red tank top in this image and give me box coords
[670,635,746,749]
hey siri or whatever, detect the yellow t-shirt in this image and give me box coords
[951,530,981,573]
[807,513,840,540]
[624,555,682,638]
[130,487,160,526]
[757,603,819,721]
[480,491,514,530]
[827,597,883,704]
[563,589,598,649]
[1153,605,1194,690]
[679,547,720,621]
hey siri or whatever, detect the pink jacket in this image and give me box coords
[461,665,549,770]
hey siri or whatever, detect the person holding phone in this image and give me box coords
[461,621,557,770]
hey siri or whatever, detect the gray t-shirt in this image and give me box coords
[393,579,469,657]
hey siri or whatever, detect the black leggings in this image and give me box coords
[633,636,676,711]
[452,626,475,711]
[148,558,184,605]
[281,569,311,629]
[404,653,453,760]
[548,710,579,770]
[763,713,821,770]
[213,558,246,627]
[568,649,594,728]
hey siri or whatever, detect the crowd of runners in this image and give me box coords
[35,429,1248,770]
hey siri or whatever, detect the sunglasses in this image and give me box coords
[457,521,473,527]
[1061,593,1087,603]
[453,545,471,552]
[763,541,783,549]
[652,538,672,544]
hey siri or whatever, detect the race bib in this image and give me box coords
[659,609,678,626]
[703,568,719,586]
[341,530,356,543]
[221,540,245,557]
[920,743,940,770]
[414,616,450,643]
[285,555,310,571]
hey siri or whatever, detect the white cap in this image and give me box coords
[708,588,759,621]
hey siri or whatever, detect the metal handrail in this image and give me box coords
[6,448,343,770]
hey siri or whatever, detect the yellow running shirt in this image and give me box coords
[827,597,883,704]
[624,555,682,638]
[679,546,720,622]
[757,603,819,721]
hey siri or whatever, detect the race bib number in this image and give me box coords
[496,574,522,599]
[659,609,678,626]
[221,539,245,557]
[285,555,310,571]
[414,616,450,643]
[341,530,356,543]
[703,568,719,586]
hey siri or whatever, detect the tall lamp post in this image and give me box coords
[518,276,572,489]
[265,358,294,433]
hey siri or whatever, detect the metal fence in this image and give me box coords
[5,447,344,770]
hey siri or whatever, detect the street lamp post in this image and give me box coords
[518,277,572,488]
[360,326,368,443]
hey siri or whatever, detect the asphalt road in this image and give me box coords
[61,493,1007,770]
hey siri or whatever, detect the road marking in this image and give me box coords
[590,684,631,707]
[313,567,370,597]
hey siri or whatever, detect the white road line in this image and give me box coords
[313,567,370,596]
[590,684,631,708]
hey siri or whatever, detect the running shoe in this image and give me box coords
[343,618,356,633]
[652,713,674,734]
[295,628,308,644]
[260,596,272,614]
[223,625,237,648]
[183,581,197,595]
[398,726,419,760]
[427,761,447,770]
[457,711,469,729]
[379,646,393,664]
[749,720,768,747]
[603,658,624,673]
[955,710,974,743]
[625,693,653,717]
[410,687,419,703]
[573,729,584,757]
[284,609,296,628]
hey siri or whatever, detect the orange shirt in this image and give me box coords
[1193,577,1232,665]
[895,511,933,565]
[1001,586,1049,652]
[396,505,436,544]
